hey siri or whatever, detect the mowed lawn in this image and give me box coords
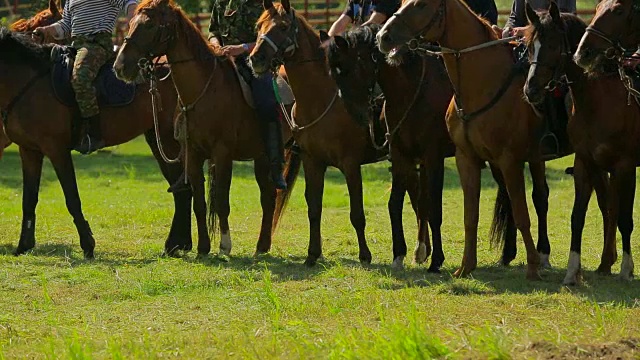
[0,137,639,359]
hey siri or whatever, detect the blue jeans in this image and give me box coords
[250,72,280,124]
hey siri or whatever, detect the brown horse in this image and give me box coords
[0,28,191,258]
[250,0,384,266]
[574,0,640,71]
[524,5,638,283]
[328,25,455,270]
[377,0,552,279]
[114,0,287,257]
[0,0,64,159]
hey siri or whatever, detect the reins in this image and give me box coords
[279,89,339,133]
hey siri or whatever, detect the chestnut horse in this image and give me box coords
[0,28,190,258]
[1,0,64,159]
[574,0,640,71]
[250,0,384,266]
[524,5,638,283]
[114,0,292,257]
[378,0,552,279]
[327,25,454,271]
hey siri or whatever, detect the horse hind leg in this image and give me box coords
[388,154,418,269]
[253,155,276,255]
[500,160,541,281]
[488,164,517,266]
[15,147,44,255]
[49,151,95,259]
[186,153,210,257]
[616,168,635,281]
[529,161,551,269]
[303,158,327,266]
[212,156,233,257]
[425,159,446,273]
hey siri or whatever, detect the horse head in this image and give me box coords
[10,0,62,43]
[327,25,382,125]
[114,0,184,82]
[377,0,447,55]
[250,0,300,75]
[575,0,640,72]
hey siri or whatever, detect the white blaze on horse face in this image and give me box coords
[532,39,542,70]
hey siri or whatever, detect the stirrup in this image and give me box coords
[74,134,105,155]
[539,132,560,161]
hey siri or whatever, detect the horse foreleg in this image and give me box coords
[49,151,95,259]
[15,147,44,255]
[254,155,276,255]
[615,167,635,280]
[143,130,193,253]
[302,157,326,266]
[388,154,416,269]
[213,155,233,256]
[186,153,209,257]
[454,150,481,277]
[425,159,445,273]
[500,160,541,280]
[343,163,372,264]
[529,161,551,268]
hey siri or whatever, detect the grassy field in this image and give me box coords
[0,138,639,359]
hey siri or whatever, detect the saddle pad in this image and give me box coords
[233,66,295,108]
[50,45,136,108]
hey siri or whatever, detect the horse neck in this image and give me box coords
[284,21,341,124]
[166,28,219,105]
[438,0,514,109]
[378,58,422,122]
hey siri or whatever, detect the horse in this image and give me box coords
[114,0,292,257]
[1,0,64,160]
[523,4,638,283]
[574,0,640,71]
[250,0,389,266]
[377,0,555,280]
[0,28,191,258]
[327,25,454,271]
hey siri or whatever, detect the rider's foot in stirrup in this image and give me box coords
[539,132,560,161]
[74,134,105,155]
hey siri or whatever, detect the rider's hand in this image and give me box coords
[221,44,247,57]
[511,27,527,37]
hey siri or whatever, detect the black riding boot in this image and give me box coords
[74,114,105,155]
[167,171,190,193]
[265,121,287,190]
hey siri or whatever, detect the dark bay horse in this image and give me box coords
[327,25,455,271]
[574,0,640,70]
[114,0,290,257]
[250,0,385,266]
[524,5,638,283]
[377,0,553,280]
[0,28,190,258]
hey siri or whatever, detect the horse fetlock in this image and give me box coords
[391,256,405,270]
[359,247,372,264]
[620,252,634,281]
[539,253,552,269]
[563,251,582,285]
[219,232,232,256]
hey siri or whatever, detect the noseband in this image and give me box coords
[393,0,446,48]
[585,25,625,59]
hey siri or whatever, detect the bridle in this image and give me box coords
[389,0,446,44]
[258,8,300,71]
[584,25,625,59]
[529,26,573,92]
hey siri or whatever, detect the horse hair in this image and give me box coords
[525,12,587,54]
[0,27,55,70]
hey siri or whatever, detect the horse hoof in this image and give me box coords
[391,256,405,270]
[219,232,232,257]
[563,252,581,285]
[83,250,95,260]
[196,252,209,260]
[359,249,372,265]
[620,253,635,281]
[453,268,468,278]
[596,264,613,275]
[413,243,428,265]
[427,264,442,274]
[526,267,542,281]
[304,257,318,267]
[253,250,269,258]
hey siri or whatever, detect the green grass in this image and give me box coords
[1,138,639,359]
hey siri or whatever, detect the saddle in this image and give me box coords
[232,58,294,108]
[50,45,136,109]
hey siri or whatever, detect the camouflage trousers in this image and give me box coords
[71,33,112,118]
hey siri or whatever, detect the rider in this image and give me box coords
[464,0,498,25]
[327,0,400,37]
[502,0,576,159]
[33,0,137,154]
[208,0,287,190]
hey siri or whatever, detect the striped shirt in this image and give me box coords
[52,0,137,39]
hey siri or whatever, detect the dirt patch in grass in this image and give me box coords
[523,338,639,359]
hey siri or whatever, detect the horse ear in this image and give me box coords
[549,0,561,24]
[282,0,291,12]
[319,30,330,43]
[334,35,349,49]
[263,0,273,10]
[49,0,60,16]
[525,1,540,26]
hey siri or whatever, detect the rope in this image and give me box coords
[148,70,181,164]
[411,36,518,57]
[279,88,339,133]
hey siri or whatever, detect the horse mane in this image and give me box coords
[11,10,57,32]
[0,27,54,70]
[524,12,587,53]
[136,0,218,61]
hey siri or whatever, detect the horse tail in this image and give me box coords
[489,173,515,252]
[272,147,301,234]
[207,163,218,239]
